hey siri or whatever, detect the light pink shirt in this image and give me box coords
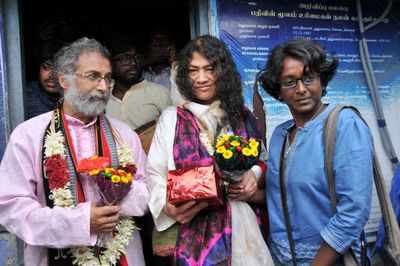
[0,112,149,266]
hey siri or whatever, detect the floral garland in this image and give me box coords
[199,131,214,156]
[43,125,137,265]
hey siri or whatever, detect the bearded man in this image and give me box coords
[0,37,149,266]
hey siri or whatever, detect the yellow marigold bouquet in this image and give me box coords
[214,134,260,182]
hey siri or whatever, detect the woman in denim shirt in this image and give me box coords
[259,39,373,266]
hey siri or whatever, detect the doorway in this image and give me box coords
[21,0,191,82]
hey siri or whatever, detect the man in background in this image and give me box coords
[24,40,64,119]
[143,29,176,90]
[106,38,171,153]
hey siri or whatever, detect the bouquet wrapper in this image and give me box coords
[95,175,131,205]
[221,169,247,183]
[167,165,223,207]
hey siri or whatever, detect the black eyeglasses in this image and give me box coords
[279,73,319,90]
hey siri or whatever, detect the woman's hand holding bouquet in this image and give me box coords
[227,170,258,201]
[213,134,261,201]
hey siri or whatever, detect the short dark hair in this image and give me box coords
[37,40,65,66]
[259,39,338,100]
[175,35,244,130]
[107,34,137,57]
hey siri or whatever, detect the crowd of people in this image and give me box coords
[0,32,376,266]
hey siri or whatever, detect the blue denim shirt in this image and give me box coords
[266,103,373,264]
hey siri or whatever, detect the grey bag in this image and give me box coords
[324,105,400,266]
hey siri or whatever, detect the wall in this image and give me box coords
[0,0,24,264]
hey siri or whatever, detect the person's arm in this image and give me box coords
[146,108,178,231]
[117,127,150,217]
[248,141,268,204]
[158,85,172,109]
[318,110,373,259]
[228,159,267,203]
[163,201,208,224]
[228,169,258,201]
[312,242,340,266]
[248,188,265,204]
[0,131,96,248]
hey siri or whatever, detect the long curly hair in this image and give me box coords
[175,35,244,130]
[259,39,338,100]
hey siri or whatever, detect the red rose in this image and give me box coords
[44,155,70,190]
[122,164,137,175]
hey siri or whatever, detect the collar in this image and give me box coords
[184,100,224,119]
[184,101,210,117]
[128,79,146,91]
[64,113,98,128]
[281,103,334,135]
[110,79,146,102]
[110,88,122,103]
[148,66,171,75]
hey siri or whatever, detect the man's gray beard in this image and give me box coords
[63,78,110,118]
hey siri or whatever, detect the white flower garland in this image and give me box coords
[199,131,214,155]
[44,130,66,158]
[117,144,135,167]
[44,127,137,265]
[49,185,74,207]
[198,126,231,156]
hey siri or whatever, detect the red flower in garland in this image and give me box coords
[44,154,69,190]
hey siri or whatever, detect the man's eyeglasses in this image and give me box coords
[279,73,319,90]
[74,72,115,87]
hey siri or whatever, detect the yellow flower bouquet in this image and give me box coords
[78,156,136,205]
[88,166,135,205]
[214,134,260,182]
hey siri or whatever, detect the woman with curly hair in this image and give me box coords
[147,35,273,266]
[260,39,373,265]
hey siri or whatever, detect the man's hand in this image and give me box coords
[90,204,121,234]
[164,201,208,224]
[228,170,257,201]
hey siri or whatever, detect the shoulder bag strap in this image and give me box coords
[323,104,359,210]
[323,104,394,266]
[279,135,297,266]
